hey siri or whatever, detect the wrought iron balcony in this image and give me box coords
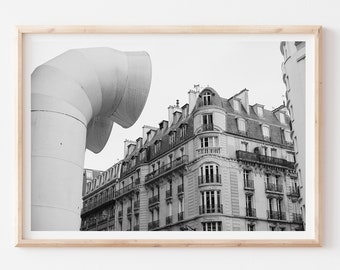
[177,184,184,194]
[145,155,189,184]
[267,210,286,221]
[196,147,221,155]
[148,195,160,206]
[166,215,173,225]
[115,182,135,199]
[199,204,223,214]
[202,123,214,131]
[148,220,160,230]
[98,215,108,224]
[292,213,303,223]
[178,211,184,221]
[88,219,97,228]
[166,189,172,199]
[198,174,221,185]
[245,207,257,218]
[244,179,255,190]
[236,150,295,169]
[265,183,284,193]
[287,186,300,197]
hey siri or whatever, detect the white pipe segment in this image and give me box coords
[31,48,152,230]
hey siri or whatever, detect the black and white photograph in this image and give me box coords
[19,27,320,245]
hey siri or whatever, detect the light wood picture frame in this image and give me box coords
[16,25,322,247]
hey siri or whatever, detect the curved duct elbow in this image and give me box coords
[31,47,151,230]
[32,47,152,153]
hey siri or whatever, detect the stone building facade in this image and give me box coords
[80,86,304,231]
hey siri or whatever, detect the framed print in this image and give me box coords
[16,25,322,247]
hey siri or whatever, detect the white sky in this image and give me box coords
[25,34,289,171]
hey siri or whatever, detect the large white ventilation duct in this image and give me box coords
[31,48,152,230]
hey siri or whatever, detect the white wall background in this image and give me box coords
[0,0,337,269]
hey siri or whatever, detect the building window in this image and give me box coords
[247,224,255,231]
[200,136,219,148]
[257,106,263,117]
[131,157,136,167]
[199,164,220,184]
[262,125,270,140]
[271,148,277,157]
[237,118,246,134]
[169,131,176,146]
[284,130,293,143]
[154,141,161,154]
[240,141,248,151]
[202,114,213,131]
[140,149,146,161]
[180,124,187,138]
[202,91,212,105]
[202,221,222,231]
[287,152,295,162]
[200,190,221,213]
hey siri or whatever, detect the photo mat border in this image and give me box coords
[16,25,322,247]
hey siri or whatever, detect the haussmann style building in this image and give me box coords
[80,85,304,232]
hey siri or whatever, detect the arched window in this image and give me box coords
[202,91,212,105]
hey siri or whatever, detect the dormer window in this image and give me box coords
[154,140,161,154]
[169,131,176,146]
[262,124,270,140]
[202,91,212,106]
[237,118,246,134]
[180,124,187,138]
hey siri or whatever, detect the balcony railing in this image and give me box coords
[265,183,284,193]
[166,215,173,225]
[199,204,223,214]
[148,195,160,206]
[177,184,184,194]
[98,216,108,224]
[287,186,300,197]
[245,207,257,218]
[81,192,115,215]
[267,210,286,221]
[166,189,172,199]
[88,219,97,228]
[145,155,189,183]
[198,174,221,185]
[202,123,214,131]
[178,211,184,221]
[148,220,160,230]
[133,224,140,231]
[244,179,255,190]
[292,213,303,223]
[115,182,135,199]
[196,147,221,155]
[236,150,295,169]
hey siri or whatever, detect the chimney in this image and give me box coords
[181,103,189,118]
[142,125,157,144]
[188,88,199,114]
[124,139,135,157]
[168,105,174,126]
[237,88,250,114]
